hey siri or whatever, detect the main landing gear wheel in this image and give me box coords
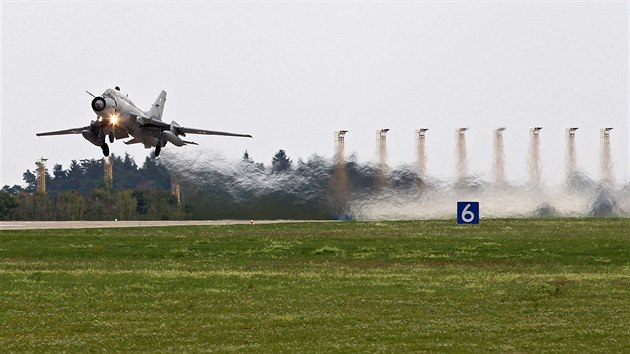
[155,144,161,157]
[101,143,110,157]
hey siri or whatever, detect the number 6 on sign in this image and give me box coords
[457,202,479,224]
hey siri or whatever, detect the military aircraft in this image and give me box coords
[36,87,252,157]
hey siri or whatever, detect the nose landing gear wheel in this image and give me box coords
[109,133,114,143]
[155,144,161,157]
[101,143,110,157]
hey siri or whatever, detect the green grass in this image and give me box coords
[1,219,629,352]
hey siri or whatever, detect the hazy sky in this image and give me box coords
[1,1,628,187]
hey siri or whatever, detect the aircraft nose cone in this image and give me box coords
[91,97,106,112]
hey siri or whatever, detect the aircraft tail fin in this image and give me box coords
[147,90,167,120]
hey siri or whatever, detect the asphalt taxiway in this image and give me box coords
[0,220,313,230]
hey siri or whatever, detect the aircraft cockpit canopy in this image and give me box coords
[102,87,136,107]
[103,88,118,98]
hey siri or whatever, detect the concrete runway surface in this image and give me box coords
[0,220,317,230]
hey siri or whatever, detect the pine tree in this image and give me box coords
[271,150,292,173]
[242,150,253,164]
[22,170,37,193]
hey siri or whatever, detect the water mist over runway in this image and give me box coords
[160,127,628,220]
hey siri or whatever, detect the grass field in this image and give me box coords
[1,219,629,352]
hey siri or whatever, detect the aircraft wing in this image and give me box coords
[134,115,252,138]
[36,126,89,136]
[176,127,252,138]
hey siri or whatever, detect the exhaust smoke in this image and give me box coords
[158,127,627,220]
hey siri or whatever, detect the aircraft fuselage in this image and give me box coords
[36,87,252,157]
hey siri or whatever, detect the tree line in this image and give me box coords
[0,154,183,221]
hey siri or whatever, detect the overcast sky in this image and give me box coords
[1,1,628,187]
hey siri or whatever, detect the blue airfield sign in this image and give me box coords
[457,202,479,224]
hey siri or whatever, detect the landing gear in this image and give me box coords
[101,143,110,157]
[109,133,114,143]
[155,133,164,157]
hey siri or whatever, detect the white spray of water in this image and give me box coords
[332,131,349,213]
[567,132,577,177]
[376,129,389,189]
[456,128,468,186]
[416,129,428,180]
[565,128,579,191]
[493,128,506,186]
[600,128,615,189]
[528,127,542,191]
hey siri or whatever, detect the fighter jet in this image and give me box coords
[36,87,252,157]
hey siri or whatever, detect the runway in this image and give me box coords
[0,220,318,230]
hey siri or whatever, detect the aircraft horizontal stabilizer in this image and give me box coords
[124,138,142,145]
